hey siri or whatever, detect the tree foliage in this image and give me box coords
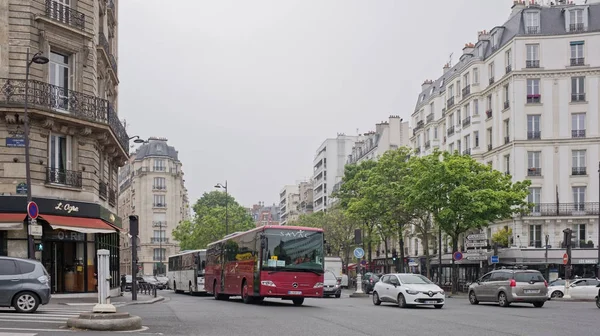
[492,227,513,247]
[172,191,254,250]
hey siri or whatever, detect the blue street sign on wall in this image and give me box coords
[490,255,499,264]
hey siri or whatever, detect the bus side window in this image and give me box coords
[201,260,206,270]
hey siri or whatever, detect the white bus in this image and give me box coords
[167,249,207,295]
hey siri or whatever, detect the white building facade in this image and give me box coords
[313,134,358,212]
[347,115,411,164]
[410,1,600,273]
[279,184,300,225]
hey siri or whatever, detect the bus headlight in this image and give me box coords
[313,282,324,288]
[261,280,276,287]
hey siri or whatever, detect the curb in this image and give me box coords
[548,298,595,302]
[446,295,468,299]
[122,296,165,306]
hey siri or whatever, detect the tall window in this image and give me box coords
[487,128,493,149]
[572,150,586,175]
[571,76,585,101]
[488,63,494,79]
[503,119,510,141]
[49,51,70,110]
[48,133,72,185]
[572,186,586,211]
[527,115,541,139]
[473,99,479,115]
[473,67,479,84]
[527,79,540,103]
[153,159,166,171]
[576,223,586,242]
[571,113,586,138]
[503,84,510,107]
[505,49,512,71]
[569,9,584,31]
[474,131,479,147]
[529,224,542,247]
[527,151,541,176]
[504,154,510,174]
[433,127,438,139]
[570,41,584,65]
[525,12,540,33]
[526,44,539,67]
[153,248,166,261]
[528,187,541,212]
[153,195,166,207]
[153,177,166,190]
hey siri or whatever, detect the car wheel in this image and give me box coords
[434,304,443,309]
[335,293,341,298]
[292,298,304,306]
[372,292,381,306]
[468,291,479,305]
[13,292,40,313]
[397,293,407,308]
[551,291,563,298]
[241,280,253,304]
[498,292,510,307]
[596,296,600,309]
[533,301,544,308]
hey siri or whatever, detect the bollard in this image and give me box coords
[93,249,116,313]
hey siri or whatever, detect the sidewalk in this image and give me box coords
[48,291,165,307]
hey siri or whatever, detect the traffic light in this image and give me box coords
[129,215,139,237]
[354,229,362,245]
[34,243,43,251]
[563,228,572,247]
[392,248,397,261]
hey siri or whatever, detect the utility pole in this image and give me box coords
[130,215,139,301]
[215,181,229,235]
[563,228,573,299]
[544,234,549,280]
[597,162,600,279]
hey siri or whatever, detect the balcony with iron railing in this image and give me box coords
[505,64,512,74]
[504,136,510,144]
[570,57,585,66]
[572,166,587,176]
[487,144,492,151]
[108,188,116,207]
[527,131,541,140]
[97,32,118,77]
[153,185,167,191]
[0,78,129,154]
[153,203,167,208]
[571,129,586,138]
[43,0,86,30]
[45,167,82,189]
[99,181,108,199]
[503,101,510,109]
[426,113,434,123]
[151,238,169,244]
[525,202,599,217]
[569,22,585,33]
[462,116,471,127]
[152,221,167,228]
[462,85,471,98]
[527,94,541,104]
[489,77,495,85]
[526,60,540,68]
[527,167,542,177]
[462,148,471,156]
[485,109,492,119]
[424,140,431,149]
[447,125,455,136]
[446,97,455,108]
[571,93,585,102]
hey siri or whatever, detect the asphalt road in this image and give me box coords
[0,290,597,336]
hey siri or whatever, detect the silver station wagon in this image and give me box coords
[468,268,548,308]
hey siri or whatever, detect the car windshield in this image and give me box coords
[261,229,324,273]
[324,272,336,280]
[514,272,545,283]
[549,279,565,286]
[398,274,433,284]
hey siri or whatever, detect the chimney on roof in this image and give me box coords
[510,0,527,17]
[421,79,434,91]
[443,63,451,74]
[462,42,475,55]
[478,30,491,41]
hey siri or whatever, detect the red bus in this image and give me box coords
[205,225,325,306]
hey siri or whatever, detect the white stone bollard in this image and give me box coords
[93,249,116,313]
[354,273,365,294]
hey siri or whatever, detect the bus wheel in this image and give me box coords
[241,280,252,304]
[213,280,221,300]
[292,298,304,306]
[189,283,194,296]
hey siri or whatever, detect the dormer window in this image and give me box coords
[569,9,585,32]
[430,86,435,95]
[440,78,445,87]
[491,32,498,49]
[525,11,540,34]
[421,94,425,102]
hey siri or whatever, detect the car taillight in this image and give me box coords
[509,279,516,287]
[370,279,373,283]
[37,275,49,284]
[544,280,548,287]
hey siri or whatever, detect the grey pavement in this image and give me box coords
[48,291,163,307]
[0,289,598,336]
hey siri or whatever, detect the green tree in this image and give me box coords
[172,191,254,249]
[491,227,512,247]
[432,152,531,293]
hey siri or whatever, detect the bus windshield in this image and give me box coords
[261,229,324,273]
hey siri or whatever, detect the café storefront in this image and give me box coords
[0,196,122,294]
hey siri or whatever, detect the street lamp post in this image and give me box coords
[23,49,49,259]
[598,162,600,279]
[215,181,228,235]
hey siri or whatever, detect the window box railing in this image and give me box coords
[527,94,541,104]
[153,203,167,208]
[571,93,585,102]
[424,140,431,149]
[462,85,471,97]
[447,126,455,136]
[0,78,129,153]
[570,57,584,66]
[504,136,510,144]
[462,148,471,156]
[526,60,540,68]
[98,32,118,75]
[527,167,542,176]
[151,238,169,244]
[426,114,434,123]
[525,202,599,216]
[108,188,116,206]
[505,64,512,74]
[526,26,540,34]
[572,167,587,175]
[485,109,492,119]
[569,23,585,32]
[462,116,471,127]
[446,97,455,108]
[487,144,492,151]
[489,77,495,85]
[571,129,586,138]
[503,101,510,109]
[153,185,167,190]
[152,221,167,228]
[99,181,108,199]
[44,0,85,30]
[45,167,82,188]
[527,131,541,140]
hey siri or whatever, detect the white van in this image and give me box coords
[324,257,348,288]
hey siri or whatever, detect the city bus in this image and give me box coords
[205,226,325,306]
[167,249,207,295]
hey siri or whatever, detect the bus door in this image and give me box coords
[220,243,226,292]
[196,254,206,291]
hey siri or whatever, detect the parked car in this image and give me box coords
[0,256,51,313]
[372,273,445,308]
[547,278,599,299]
[362,273,380,294]
[468,268,548,307]
[323,271,342,298]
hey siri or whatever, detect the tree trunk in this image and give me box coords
[423,234,430,278]
[398,224,405,273]
[383,238,389,273]
[451,237,459,295]
[438,227,442,284]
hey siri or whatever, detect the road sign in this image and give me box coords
[467,233,486,241]
[28,224,43,236]
[27,201,39,219]
[490,255,499,264]
[563,253,569,265]
[16,182,27,195]
[466,255,487,261]
[453,251,463,261]
[354,247,365,259]
[465,242,487,248]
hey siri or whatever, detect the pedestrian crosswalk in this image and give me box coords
[0,307,87,333]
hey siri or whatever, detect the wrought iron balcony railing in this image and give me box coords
[151,238,169,244]
[98,33,118,75]
[462,116,471,127]
[571,93,585,102]
[45,167,82,188]
[108,188,116,206]
[0,78,128,153]
[572,167,587,175]
[527,131,541,140]
[571,129,586,138]
[44,0,85,30]
[152,221,167,228]
[525,202,599,217]
[99,181,108,199]
[570,57,584,66]
[526,60,540,68]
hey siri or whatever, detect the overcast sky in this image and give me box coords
[119,0,518,207]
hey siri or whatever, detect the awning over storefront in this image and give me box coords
[0,213,26,230]
[40,214,120,234]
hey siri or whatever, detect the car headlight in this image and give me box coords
[440,290,445,295]
[313,282,324,288]
[405,289,419,295]
[261,280,276,287]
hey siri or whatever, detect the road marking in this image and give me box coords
[0,333,38,336]
[0,327,72,332]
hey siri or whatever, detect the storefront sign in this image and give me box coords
[46,231,85,241]
[54,202,79,213]
[577,259,598,264]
